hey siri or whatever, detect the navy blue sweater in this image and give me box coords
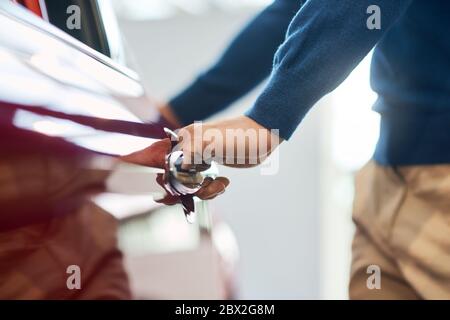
[170,0,450,166]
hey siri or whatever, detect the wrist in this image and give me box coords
[158,103,182,129]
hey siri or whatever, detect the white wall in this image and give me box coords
[118,8,325,299]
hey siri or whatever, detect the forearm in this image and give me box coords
[169,0,303,125]
[246,0,413,140]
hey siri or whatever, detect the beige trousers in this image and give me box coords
[350,161,450,299]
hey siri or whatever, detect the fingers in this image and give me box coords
[120,138,171,168]
[155,193,179,205]
[155,176,230,205]
[121,133,231,208]
[177,125,209,170]
[195,176,230,200]
[154,173,179,205]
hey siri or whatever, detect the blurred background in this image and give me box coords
[8,0,381,300]
[110,0,380,299]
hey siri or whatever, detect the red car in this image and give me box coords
[0,0,237,299]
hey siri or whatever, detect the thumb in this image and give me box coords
[120,138,171,169]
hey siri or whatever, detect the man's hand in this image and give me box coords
[120,139,229,205]
[176,115,282,169]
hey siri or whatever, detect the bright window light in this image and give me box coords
[330,53,380,172]
[112,0,271,20]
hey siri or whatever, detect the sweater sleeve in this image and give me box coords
[169,0,304,125]
[246,0,413,140]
